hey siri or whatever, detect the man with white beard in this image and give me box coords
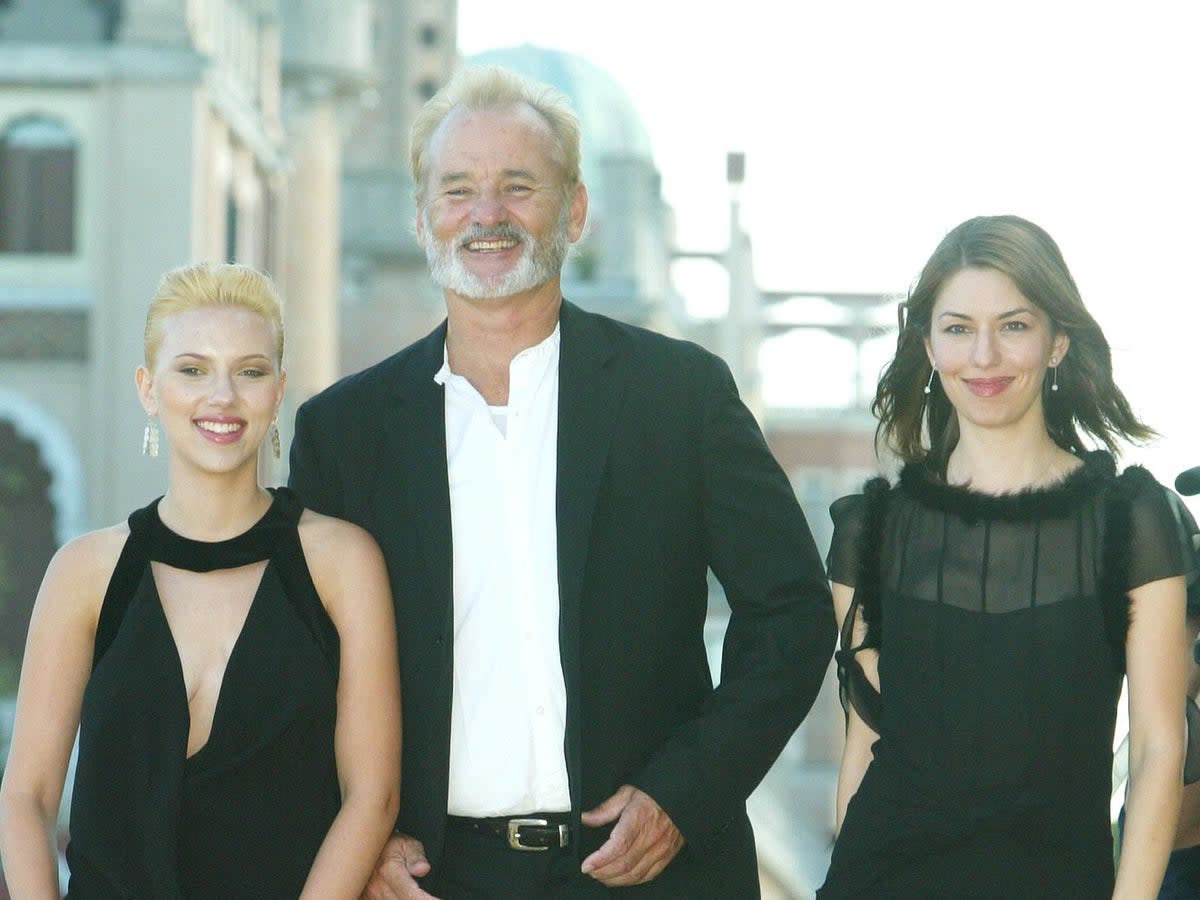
[290,65,834,900]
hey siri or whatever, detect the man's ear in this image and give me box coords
[567,183,588,243]
[414,209,427,248]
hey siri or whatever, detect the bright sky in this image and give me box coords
[458,0,1200,489]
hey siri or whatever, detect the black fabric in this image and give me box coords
[821,453,1190,898]
[1187,697,1200,786]
[1164,490,1200,618]
[64,488,341,899]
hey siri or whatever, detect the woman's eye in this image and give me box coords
[179,366,202,376]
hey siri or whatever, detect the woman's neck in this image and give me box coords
[945,426,1082,494]
[157,467,272,541]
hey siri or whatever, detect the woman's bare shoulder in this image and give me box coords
[295,510,390,626]
[53,522,129,579]
[296,509,386,583]
[36,521,130,624]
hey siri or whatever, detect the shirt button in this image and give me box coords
[536,705,545,715]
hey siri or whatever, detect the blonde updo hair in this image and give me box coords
[144,262,284,368]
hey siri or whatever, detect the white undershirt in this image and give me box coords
[435,325,571,816]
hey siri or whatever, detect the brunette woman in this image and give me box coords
[819,216,1189,898]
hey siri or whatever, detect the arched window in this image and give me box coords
[0,115,78,254]
[0,418,55,694]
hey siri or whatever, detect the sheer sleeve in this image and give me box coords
[1124,473,1194,591]
[1162,490,1200,616]
[829,489,885,732]
[827,493,867,587]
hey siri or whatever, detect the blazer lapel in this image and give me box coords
[556,302,624,604]
[556,302,625,807]
[384,323,454,642]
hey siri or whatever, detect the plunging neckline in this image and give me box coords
[136,492,286,761]
[67,484,345,899]
[147,562,269,762]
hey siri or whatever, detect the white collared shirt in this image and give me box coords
[435,325,571,816]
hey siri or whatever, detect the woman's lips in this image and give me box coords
[194,418,246,444]
[963,377,1014,397]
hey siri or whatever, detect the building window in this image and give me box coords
[418,23,439,46]
[0,116,77,254]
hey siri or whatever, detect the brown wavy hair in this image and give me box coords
[873,215,1153,469]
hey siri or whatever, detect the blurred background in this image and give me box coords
[1,2,1197,896]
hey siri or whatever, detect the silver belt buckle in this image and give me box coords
[506,817,564,851]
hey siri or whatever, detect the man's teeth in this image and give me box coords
[198,421,241,434]
[467,239,517,250]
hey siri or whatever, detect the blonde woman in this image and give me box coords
[0,263,400,898]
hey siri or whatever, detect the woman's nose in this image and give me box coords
[971,329,1001,367]
[207,371,235,403]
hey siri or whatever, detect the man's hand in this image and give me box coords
[361,832,439,900]
[580,785,684,886]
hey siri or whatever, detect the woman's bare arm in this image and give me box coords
[298,513,401,900]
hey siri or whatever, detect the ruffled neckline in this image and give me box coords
[127,487,299,572]
[899,449,1115,523]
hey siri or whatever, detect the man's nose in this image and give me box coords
[471,190,506,225]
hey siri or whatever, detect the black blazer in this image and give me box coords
[290,301,835,897]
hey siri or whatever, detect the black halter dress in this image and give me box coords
[64,487,341,899]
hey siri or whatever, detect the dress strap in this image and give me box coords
[92,530,150,671]
[93,488,328,671]
[128,488,300,572]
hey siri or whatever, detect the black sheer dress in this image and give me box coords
[819,452,1189,899]
[64,487,341,899]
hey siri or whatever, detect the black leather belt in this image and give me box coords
[447,814,572,851]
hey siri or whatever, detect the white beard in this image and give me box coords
[423,208,570,300]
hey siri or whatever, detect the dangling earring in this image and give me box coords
[924,367,936,395]
[269,420,281,460]
[142,415,160,458]
[1049,358,1059,392]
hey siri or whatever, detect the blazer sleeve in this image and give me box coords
[629,352,836,845]
[288,394,347,519]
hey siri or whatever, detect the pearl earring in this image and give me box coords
[1049,358,1059,392]
[924,367,936,395]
